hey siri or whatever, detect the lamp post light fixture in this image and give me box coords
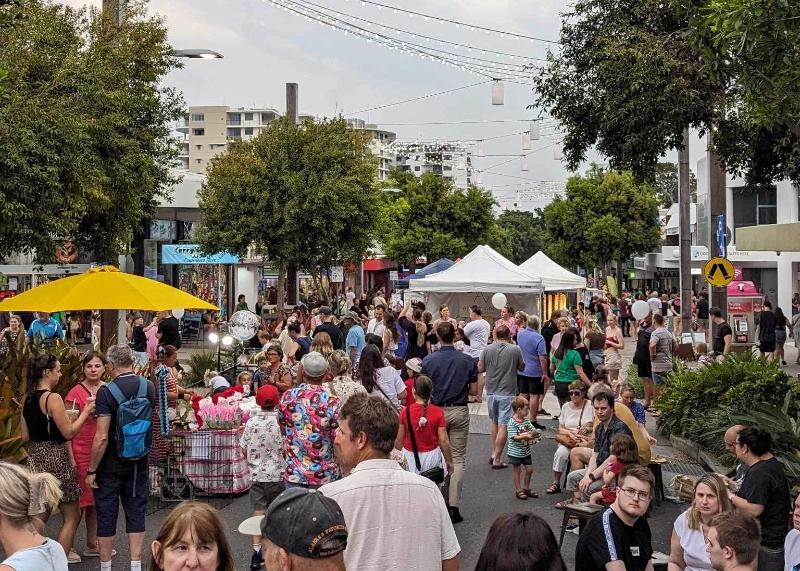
[208,331,234,371]
[171,49,224,59]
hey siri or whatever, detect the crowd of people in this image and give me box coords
[1,285,799,571]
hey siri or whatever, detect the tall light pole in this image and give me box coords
[678,128,692,334]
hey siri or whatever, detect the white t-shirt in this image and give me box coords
[346,291,356,307]
[367,318,386,339]
[1,538,69,571]
[559,400,594,431]
[673,511,712,571]
[372,366,406,409]
[785,528,800,571]
[463,318,491,359]
[647,297,662,316]
[320,459,460,571]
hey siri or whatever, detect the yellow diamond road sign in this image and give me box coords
[703,257,735,287]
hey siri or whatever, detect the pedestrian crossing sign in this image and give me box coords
[703,257,735,287]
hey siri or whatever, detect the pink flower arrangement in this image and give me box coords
[198,401,240,430]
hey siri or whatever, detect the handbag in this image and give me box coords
[554,400,587,449]
[405,405,445,484]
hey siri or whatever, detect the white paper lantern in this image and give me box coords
[477,141,486,157]
[553,143,563,161]
[491,80,504,105]
[171,308,185,320]
[492,293,507,309]
[521,156,529,171]
[631,300,651,321]
[529,122,540,141]
[522,134,531,150]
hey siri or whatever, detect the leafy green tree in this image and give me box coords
[376,169,501,267]
[0,0,184,263]
[654,162,697,207]
[493,209,547,265]
[675,0,800,185]
[542,166,661,270]
[196,117,379,305]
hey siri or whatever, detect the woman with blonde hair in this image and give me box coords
[668,473,734,571]
[583,316,606,368]
[603,314,624,392]
[0,462,67,569]
[323,350,366,405]
[149,502,235,571]
[310,331,334,360]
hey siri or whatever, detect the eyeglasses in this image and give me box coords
[618,487,651,501]
[569,391,583,396]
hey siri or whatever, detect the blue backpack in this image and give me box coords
[107,377,152,461]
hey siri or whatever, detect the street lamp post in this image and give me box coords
[171,49,224,59]
[208,331,233,372]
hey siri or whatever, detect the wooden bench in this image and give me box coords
[556,502,605,547]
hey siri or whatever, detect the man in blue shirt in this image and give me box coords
[343,311,365,367]
[422,321,477,525]
[27,312,64,346]
[516,314,549,430]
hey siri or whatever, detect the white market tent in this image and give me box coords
[518,251,586,291]
[409,245,543,319]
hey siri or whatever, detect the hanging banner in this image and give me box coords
[162,244,239,265]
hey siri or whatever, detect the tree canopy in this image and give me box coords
[494,209,547,265]
[541,166,661,270]
[196,117,379,299]
[376,169,501,266]
[0,0,184,263]
[654,162,697,207]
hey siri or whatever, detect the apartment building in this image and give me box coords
[394,141,473,189]
[346,118,397,181]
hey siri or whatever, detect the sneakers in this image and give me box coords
[82,548,117,558]
[250,548,264,570]
[67,550,82,564]
[532,421,547,431]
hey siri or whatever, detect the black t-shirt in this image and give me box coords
[157,316,181,348]
[696,297,709,319]
[314,322,343,350]
[758,310,777,342]
[713,322,733,353]
[576,346,595,379]
[737,456,791,548]
[95,373,156,474]
[398,316,428,360]
[633,324,654,364]
[575,507,652,571]
[541,320,559,354]
[132,325,147,352]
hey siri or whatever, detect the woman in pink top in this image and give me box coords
[65,351,109,561]
[494,305,518,337]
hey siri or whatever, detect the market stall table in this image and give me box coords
[168,428,250,494]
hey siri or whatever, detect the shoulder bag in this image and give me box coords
[405,404,445,484]
[554,400,587,449]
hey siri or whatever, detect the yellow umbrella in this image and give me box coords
[0,265,218,312]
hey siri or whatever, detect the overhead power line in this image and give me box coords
[345,81,490,115]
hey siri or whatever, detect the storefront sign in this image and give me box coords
[161,244,239,265]
[389,270,399,282]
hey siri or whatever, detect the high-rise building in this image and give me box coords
[393,142,473,189]
[346,118,397,181]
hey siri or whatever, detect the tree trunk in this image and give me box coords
[276,264,286,317]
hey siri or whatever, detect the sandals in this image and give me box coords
[555,499,575,509]
[524,489,539,498]
[546,483,562,494]
[491,463,509,470]
[516,490,528,500]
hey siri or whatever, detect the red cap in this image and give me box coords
[256,384,280,408]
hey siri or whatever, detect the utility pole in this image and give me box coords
[708,131,728,338]
[678,129,692,334]
[285,83,299,307]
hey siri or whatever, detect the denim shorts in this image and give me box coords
[652,371,668,385]
[487,394,515,425]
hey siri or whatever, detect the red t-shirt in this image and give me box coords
[399,402,446,452]
[403,379,415,407]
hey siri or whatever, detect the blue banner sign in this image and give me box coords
[161,244,239,265]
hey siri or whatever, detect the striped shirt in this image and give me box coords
[506,416,536,458]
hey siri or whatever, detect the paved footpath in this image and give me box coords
[56,337,799,570]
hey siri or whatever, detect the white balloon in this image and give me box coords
[228,310,261,342]
[171,308,185,320]
[491,293,507,310]
[631,300,651,321]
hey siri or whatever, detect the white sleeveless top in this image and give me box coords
[673,511,714,571]
[1,539,69,571]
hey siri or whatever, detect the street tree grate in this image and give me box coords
[661,461,707,477]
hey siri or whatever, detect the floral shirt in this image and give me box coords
[277,384,341,486]
[240,411,284,483]
[323,375,367,406]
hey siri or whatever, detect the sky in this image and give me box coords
[65,0,706,210]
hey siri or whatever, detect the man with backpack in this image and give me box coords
[86,344,155,571]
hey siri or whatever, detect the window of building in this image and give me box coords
[227,127,241,138]
[190,113,205,121]
[261,112,274,123]
[414,166,421,172]
[192,128,205,136]
[195,159,202,164]
[227,113,241,125]
[443,165,452,171]
[244,113,253,121]
[444,155,452,161]
[732,186,777,229]
[195,144,202,150]
[245,127,253,135]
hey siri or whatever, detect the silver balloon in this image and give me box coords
[227,310,260,342]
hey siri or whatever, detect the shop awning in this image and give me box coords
[363,258,396,272]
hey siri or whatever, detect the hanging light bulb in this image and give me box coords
[478,141,485,157]
[522,134,531,151]
[553,143,563,161]
[521,156,529,171]
[529,121,540,141]
[491,79,504,105]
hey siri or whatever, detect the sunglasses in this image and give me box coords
[569,390,583,396]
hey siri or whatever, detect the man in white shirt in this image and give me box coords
[320,393,460,571]
[463,304,491,403]
[366,303,386,339]
[647,291,662,317]
[345,287,356,309]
